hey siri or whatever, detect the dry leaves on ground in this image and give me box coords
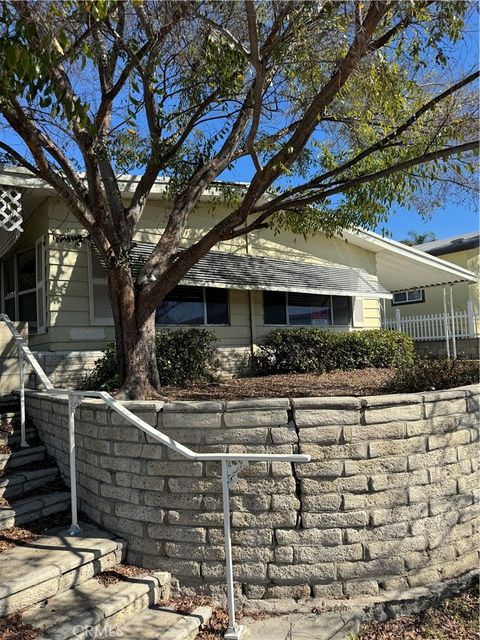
[0,510,71,554]
[94,564,152,586]
[358,583,479,640]
[0,613,38,640]
[163,368,395,401]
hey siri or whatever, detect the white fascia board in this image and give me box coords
[341,228,478,284]
[0,167,251,203]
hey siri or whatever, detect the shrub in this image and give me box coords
[253,328,414,375]
[155,328,218,386]
[84,328,218,390]
[385,357,479,393]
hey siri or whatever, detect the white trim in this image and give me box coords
[35,236,47,334]
[341,228,478,285]
[87,246,114,326]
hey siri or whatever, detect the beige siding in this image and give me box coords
[11,196,385,353]
[363,299,381,328]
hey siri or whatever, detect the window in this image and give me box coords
[156,286,229,326]
[1,246,43,333]
[263,292,352,326]
[392,289,425,305]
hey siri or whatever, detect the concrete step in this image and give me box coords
[0,424,38,447]
[118,604,212,640]
[23,571,172,640]
[0,490,70,530]
[0,410,20,429]
[0,444,46,472]
[0,522,126,615]
[0,466,59,500]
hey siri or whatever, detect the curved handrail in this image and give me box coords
[1,314,310,640]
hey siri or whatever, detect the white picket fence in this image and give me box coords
[385,304,480,342]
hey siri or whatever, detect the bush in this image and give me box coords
[385,357,479,393]
[253,328,414,375]
[84,328,218,390]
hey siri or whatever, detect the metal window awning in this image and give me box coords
[129,243,391,299]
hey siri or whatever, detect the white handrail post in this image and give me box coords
[395,308,401,332]
[67,393,82,536]
[449,285,457,359]
[18,350,28,448]
[467,300,475,338]
[221,460,245,640]
[443,287,450,359]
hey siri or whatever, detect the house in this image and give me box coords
[384,231,480,357]
[0,167,477,388]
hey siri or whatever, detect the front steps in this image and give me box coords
[1,523,212,640]
[0,397,69,528]
[0,395,213,639]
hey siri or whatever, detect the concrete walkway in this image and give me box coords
[243,609,362,640]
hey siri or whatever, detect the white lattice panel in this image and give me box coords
[0,185,23,232]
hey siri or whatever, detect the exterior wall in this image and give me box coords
[26,385,479,601]
[2,199,49,350]
[4,196,382,360]
[414,339,479,360]
[385,248,480,320]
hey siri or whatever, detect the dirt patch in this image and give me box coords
[163,368,395,401]
[0,613,38,640]
[358,582,479,640]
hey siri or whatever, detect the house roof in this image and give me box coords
[415,231,480,256]
[339,229,478,292]
[126,244,391,299]
[0,167,477,293]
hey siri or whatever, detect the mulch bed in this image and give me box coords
[358,582,479,640]
[162,368,395,401]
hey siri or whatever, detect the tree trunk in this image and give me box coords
[107,266,161,399]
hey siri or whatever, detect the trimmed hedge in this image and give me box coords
[84,328,218,390]
[253,328,414,375]
[386,356,479,393]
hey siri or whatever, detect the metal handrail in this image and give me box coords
[0,314,309,640]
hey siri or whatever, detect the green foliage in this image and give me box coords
[155,328,218,387]
[84,328,218,390]
[385,356,479,393]
[253,329,414,375]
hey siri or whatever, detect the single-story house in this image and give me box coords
[0,167,477,387]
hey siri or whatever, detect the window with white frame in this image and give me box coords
[263,291,352,326]
[392,289,425,305]
[1,237,46,333]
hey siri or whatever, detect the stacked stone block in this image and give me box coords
[25,384,479,601]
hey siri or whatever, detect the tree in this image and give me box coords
[0,0,478,397]
[401,231,438,246]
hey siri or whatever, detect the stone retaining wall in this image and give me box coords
[25,385,479,601]
[414,338,479,359]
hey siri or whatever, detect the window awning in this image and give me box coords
[129,243,391,299]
